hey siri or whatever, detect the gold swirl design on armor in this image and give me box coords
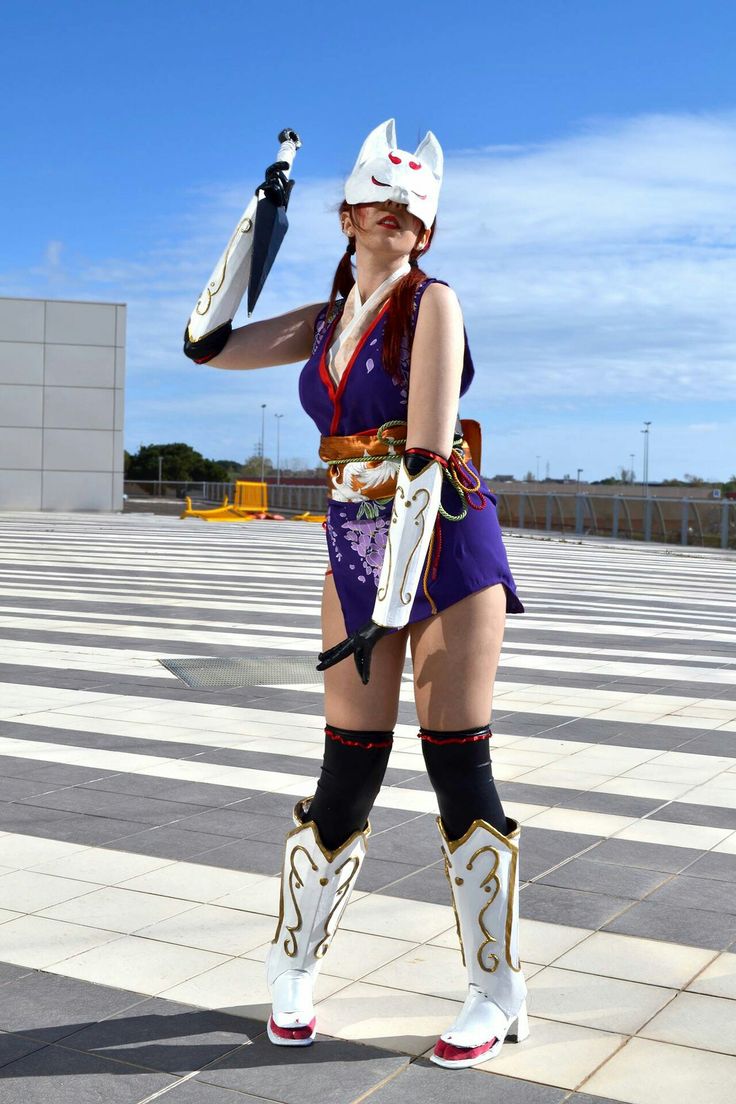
[315,855,360,958]
[467,845,501,973]
[194,216,253,317]
[283,845,318,957]
[376,494,397,603]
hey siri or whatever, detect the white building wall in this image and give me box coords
[0,296,125,511]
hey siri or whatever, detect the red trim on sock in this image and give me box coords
[417,728,492,745]
[325,725,393,750]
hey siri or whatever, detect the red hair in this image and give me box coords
[326,201,437,379]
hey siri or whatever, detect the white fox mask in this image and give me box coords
[344,118,443,230]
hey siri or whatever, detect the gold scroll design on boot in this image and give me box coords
[468,844,502,973]
[314,855,361,958]
[377,485,431,606]
[282,845,318,957]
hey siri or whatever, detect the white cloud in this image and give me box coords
[6,111,736,477]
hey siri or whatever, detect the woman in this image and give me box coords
[185,119,528,1070]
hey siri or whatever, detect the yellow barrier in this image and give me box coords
[293,511,326,523]
[181,482,269,522]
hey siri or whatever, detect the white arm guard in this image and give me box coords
[372,455,444,629]
[187,132,300,341]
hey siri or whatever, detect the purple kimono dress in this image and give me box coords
[298,276,524,634]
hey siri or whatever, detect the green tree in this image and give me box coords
[126,443,229,482]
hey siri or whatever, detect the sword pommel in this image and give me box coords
[278,128,302,148]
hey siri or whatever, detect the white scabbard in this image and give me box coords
[372,458,443,629]
[187,132,301,341]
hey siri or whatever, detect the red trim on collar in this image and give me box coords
[319,300,392,436]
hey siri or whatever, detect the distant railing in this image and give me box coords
[493,491,736,550]
[123,479,328,515]
[123,481,736,549]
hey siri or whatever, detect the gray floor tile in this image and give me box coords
[519,827,600,882]
[157,1081,270,1102]
[536,857,671,899]
[177,808,287,841]
[559,790,661,817]
[61,997,259,1075]
[679,851,736,883]
[584,836,702,873]
[379,863,451,905]
[363,1061,567,1103]
[358,856,424,893]
[569,1094,646,1104]
[198,1033,408,1104]
[647,802,736,830]
[520,883,632,929]
[0,973,147,1043]
[0,1032,47,1071]
[0,963,32,987]
[101,826,233,861]
[604,899,736,949]
[644,874,736,915]
[676,732,736,756]
[196,839,285,875]
[0,1043,175,1102]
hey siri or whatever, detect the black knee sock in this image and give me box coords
[305,725,393,851]
[420,725,509,839]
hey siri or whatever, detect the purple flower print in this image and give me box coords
[340,515,389,583]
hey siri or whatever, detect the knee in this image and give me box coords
[419,724,508,838]
[308,725,394,848]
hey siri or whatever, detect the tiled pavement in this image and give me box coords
[0,513,734,1104]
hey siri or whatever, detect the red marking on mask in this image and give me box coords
[371,176,390,187]
[409,161,422,169]
[388,151,402,164]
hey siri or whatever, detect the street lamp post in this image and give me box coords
[260,404,267,483]
[576,467,583,494]
[274,414,284,485]
[641,422,652,497]
[536,455,540,482]
[629,452,635,484]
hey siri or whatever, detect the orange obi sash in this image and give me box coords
[318,419,485,516]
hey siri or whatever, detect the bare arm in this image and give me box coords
[405,282,465,457]
[207,301,327,370]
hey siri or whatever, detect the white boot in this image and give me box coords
[431,815,529,1069]
[265,795,370,1046]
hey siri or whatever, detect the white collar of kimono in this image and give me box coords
[327,261,410,370]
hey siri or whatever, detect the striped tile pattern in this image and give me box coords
[0,511,734,1104]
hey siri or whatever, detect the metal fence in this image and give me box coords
[123,482,736,549]
[494,491,736,550]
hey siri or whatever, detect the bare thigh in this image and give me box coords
[409,583,507,729]
[321,572,409,730]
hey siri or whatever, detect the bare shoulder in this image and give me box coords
[415,281,463,327]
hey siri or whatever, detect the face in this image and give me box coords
[342,201,429,261]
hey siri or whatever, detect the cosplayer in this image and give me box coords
[184,120,528,1069]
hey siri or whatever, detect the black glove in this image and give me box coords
[316,619,391,685]
[183,319,233,364]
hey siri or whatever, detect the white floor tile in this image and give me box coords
[580,1036,736,1104]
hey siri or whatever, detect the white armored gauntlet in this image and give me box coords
[372,450,444,629]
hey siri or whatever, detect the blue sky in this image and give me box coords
[2,0,735,480]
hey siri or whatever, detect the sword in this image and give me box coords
[187,128,302,343]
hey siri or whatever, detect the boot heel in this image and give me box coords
[507,999,529,1043]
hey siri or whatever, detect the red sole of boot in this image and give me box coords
[267,1015,316,1046]
[431,1036,498,1067]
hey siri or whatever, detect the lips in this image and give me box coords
[378,216,400,229]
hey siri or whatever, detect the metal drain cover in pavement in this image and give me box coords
[159,656,322,689]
